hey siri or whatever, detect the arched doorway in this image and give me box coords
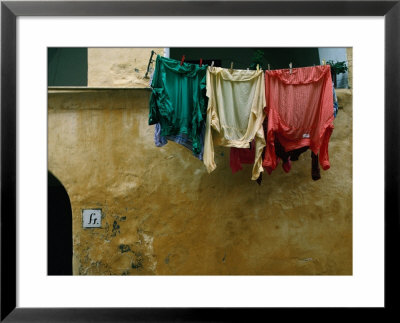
[48,171,72,275]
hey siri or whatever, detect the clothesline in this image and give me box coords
[148,54,337,184]
[144,49,329,76]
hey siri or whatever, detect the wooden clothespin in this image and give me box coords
[199,58,203,67]
[211,61,214,67]
[180,55,185,66]
[256,64,260,71]
[289,62,293,74]
[230,62,234,72]
[268,64,270,71]
[322,59,326,66]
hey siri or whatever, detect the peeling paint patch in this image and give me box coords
[131,252,143,269]
[119,244,131,253]
[131,262,143,269]
[112,220,120,236]
[139,230,157,273]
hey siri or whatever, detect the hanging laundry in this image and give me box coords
[203,66,266,180]
[308,80,337,180]
[269,138,323,180]
[230,119,290,178]
[264,78,338,180]
[229,139,256,174]
[149,55,208,159]
[333,82,339,118]
[154,123,205,160]
[229,113,267,185]
[262,114,319,179]
[263,65,334,176]
[230,141,264,185]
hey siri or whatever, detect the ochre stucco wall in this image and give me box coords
[346,48,353,89]
[48,88,352,275]
[88,48,164,88]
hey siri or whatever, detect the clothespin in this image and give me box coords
[289,62,292,74]
[199,58,203,67]
[256,64,260,71]
[211,61,214,67]
[322,59,326,66]
[180,55,185,66]
[268,64,270,71]
[144,50,156,79]
[230,62,234,72]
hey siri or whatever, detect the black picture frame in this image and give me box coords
[1,0,399,321]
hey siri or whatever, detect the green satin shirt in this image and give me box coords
[149,55,207,155]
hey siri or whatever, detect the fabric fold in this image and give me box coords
[266,65,328,85]
[263,65,334,177]
[204,66,266,180]
[149,55,208,159]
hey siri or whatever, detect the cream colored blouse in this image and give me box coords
[203,66,266,180]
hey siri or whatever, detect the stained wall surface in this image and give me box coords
[346,47,353,89]
[88,48,164,88]
[48,88,353,275]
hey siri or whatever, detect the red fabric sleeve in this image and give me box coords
[262,72,277,173]
[316,70,335,170]
[318,126,334,170]
[262,109,277,173]
[230,141,257,174]
[230,148,243,174]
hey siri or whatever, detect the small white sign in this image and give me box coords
[82,209,102,228]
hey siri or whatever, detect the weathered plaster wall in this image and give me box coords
[88,48,164,88]
[48,89,352,275]
[346,48,353,89]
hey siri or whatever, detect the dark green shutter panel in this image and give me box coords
[48,48,88,86]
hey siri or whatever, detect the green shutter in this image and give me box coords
[48,48,88,86]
